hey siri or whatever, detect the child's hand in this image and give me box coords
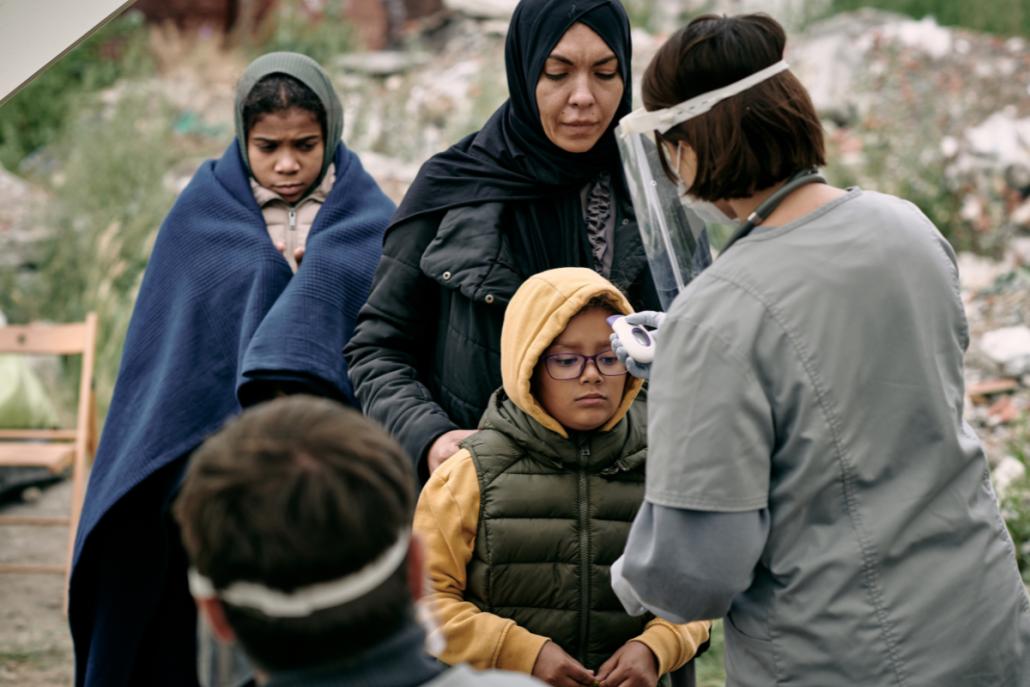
[595,640,658,687]
[274,242,305,267]
[531,640,596,687]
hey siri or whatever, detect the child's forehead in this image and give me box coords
[547,307,615,349]
[249,108,322,134]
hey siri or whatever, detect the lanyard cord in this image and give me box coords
[722,168,826,252]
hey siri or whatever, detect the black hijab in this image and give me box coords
[393,0,633,274]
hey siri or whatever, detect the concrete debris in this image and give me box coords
[877,16,954,59]
[445,0,516,20]
[981,326,1030,377]
[335,51,431,76]
[963,111,1030,172]
[993,455,1027,498]
[1012,237,1030,266]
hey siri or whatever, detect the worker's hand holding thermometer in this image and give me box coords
[608,311,665,380]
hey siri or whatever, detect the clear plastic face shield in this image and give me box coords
[615,61,790,309]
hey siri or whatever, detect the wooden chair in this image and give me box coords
[0,313,98,577]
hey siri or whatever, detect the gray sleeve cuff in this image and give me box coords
[610,555,648,617]
[615,501,770,622]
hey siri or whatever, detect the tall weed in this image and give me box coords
[1,93,181,419]
[247,2,355,64]
[1001,422,1030,584]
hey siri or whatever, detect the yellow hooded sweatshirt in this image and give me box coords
[413,267,710,675]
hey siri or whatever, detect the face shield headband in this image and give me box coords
[188,529,411,618]
[618,60,790,136]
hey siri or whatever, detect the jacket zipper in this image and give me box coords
[287,207,297,264]
[577,440,591,666]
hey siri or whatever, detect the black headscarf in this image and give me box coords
[393,0,633,275]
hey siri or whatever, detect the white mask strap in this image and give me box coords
[618,60,790,135]
[672,142,683,185]
[189,529,411,618]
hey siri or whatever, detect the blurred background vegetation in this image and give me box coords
[826,0,1029,37]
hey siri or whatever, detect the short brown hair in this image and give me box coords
[642,13,825,200]
[173,396,415,672]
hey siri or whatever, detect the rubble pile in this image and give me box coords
[791,10,1030,255]
[961,250,1030,492]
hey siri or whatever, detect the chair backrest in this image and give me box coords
[0,318,97,355]
[0,314,98,441]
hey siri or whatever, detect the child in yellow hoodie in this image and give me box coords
[414,267,710,687]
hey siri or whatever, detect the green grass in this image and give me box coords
[0,647,64,662]
[824,0,1030,37]
[1001,419,1030,584]
[696,620,726,687]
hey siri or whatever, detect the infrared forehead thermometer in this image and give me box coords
[607,315,656,364]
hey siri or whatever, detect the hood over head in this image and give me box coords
[501,267,642,437]
[234,51,343,189]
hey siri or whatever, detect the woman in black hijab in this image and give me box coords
[345,0,659,477]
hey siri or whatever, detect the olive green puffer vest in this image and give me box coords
[462,391,651,671]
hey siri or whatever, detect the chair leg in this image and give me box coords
[64,445,90,613]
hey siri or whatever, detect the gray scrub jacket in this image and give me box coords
[615,189,1030,685]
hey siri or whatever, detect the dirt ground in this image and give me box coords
[0,478,75,686]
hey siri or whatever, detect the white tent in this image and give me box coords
[0,0,133,106]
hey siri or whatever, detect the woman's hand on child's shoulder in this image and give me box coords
[531,640,596,687]
[595,640,659,687]
[427,429,477,474]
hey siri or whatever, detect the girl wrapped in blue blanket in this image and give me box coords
[68,52,395,687]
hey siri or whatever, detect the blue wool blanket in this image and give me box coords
[68,140,394,686]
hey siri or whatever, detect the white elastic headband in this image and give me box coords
[618,60,790,135]
[188,529,411,618]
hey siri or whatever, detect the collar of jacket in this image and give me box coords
[472,388,647,473]
[418,198,650,307]
[263,621,442,687]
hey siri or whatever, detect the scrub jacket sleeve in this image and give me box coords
[644,296,774,512]
[612,501,769,622]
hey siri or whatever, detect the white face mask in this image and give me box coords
[668,140,737,226]
[690,199,737,226]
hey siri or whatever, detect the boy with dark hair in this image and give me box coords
[174,396,542,687]
[414,268,710,687]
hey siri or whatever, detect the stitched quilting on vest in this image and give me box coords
[464,429,650,671]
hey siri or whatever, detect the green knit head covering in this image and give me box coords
[234,52,344,187]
